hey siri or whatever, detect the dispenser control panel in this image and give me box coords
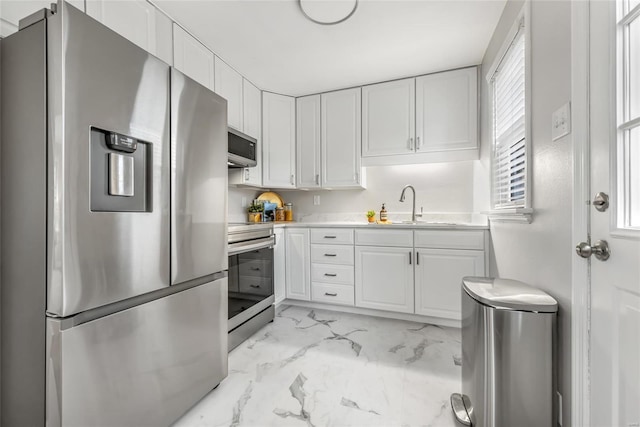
[90,127,151,212]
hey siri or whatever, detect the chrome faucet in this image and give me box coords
[399,185,423,223]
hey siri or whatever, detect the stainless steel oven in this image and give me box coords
[228,223,275,351]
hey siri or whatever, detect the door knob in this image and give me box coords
[576,240,610,261]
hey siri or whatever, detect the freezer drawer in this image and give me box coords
[46,278,228,427]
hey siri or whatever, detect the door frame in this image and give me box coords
[571,0,591,425]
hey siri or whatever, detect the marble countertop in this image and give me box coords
[272,221,489,230]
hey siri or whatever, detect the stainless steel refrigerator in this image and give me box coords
[0,3,228,425]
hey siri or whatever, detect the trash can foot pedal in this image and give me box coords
[450,393,472,426]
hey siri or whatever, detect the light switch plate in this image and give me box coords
[552,102,571,141]
[313,195,320,206]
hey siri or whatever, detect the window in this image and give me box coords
[490,20,527,210]
[617,0,640,229]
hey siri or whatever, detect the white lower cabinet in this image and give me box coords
[355,246,414,314]
[309,228,355,306]
[414,248,485,320]
[285,228,310,301]
[274,228,286,304]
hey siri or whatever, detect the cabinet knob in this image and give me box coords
[324,292,338,297]
[324,253,337,257]
[324,273,337,277]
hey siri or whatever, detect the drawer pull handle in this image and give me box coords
[251,267,261,271]
[250,285,261,289]
[324,235,337,239]
[324,292,338,297]
[324,273,337,277]
[324,253,337,257]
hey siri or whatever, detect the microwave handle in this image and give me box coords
[228,235,275,255]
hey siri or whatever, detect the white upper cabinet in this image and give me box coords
[214,57,243,131]
[1,0,83,37]
[86,0,172,64]
[362,78,415,157]
[242,79,262,186]
[416,67,478,154]
[262,92,296,188]
[321,88,364,188]
[229,79,263,187]
[296,95,322,189]
[173,24,215,91]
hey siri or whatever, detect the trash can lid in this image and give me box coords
[462,277,558,313]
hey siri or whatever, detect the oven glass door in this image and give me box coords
[228,246,274,321]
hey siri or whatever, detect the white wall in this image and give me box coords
[477,1,573,425]
[230,161,481,223]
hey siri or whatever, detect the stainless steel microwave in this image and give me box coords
[227,128,257,168]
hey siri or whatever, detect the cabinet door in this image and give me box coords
[173,24,215,91]
[414,248,484,320]
[415,67,478,153]
[214,56,243,131]
[355,246,414,313]
[86,0,158,56]
[362,78,415,157]
[285,228,310,301]
[321,88,363,188]
[296,95,321,188]
[262,92,296,188]
[274,228,286,304]
[242,79,262,186]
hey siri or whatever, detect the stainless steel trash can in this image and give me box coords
[451,277,558,427]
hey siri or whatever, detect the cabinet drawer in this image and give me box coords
[311,264,354,285]
[239,276,272,296]
[238,259,272,277]
[311,244,354,265]
[355,229,413,247]
[311,283,354,306]
[310,228,354,245]
[414,230,485,250]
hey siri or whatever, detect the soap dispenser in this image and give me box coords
[380,203,388,222]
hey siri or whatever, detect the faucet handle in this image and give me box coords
[416,207,423,218]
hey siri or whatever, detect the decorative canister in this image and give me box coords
[284,203,293,221]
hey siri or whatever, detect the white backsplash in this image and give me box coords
[228,162,487,225]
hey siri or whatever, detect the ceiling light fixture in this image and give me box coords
[298,0,359,25]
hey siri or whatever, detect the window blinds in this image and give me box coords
[492,29,526,209]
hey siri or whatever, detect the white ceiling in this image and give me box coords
[153,0,506,96]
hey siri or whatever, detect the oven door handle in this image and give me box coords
[228,235,275,255]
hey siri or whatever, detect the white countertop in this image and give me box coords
[272,221,489,230]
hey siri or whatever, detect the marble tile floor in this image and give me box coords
[173,305,462,427]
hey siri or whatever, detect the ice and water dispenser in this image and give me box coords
[90,127,151,212]
[451,277,558,427]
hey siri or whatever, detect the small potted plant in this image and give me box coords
[247,203,264,223]
[366,210,376,223]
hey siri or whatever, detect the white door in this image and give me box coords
[262,92,296,188]
[285,228,310,301]
[296,95,322,189]
[242,79,262,187]
[321,88,363,188]
[414,248,484,320]
[273,228,286,304]
[354,246,414,313]
[362,78,415,157]
[173,24,215,91]
[214,56,243,131]
[415,67,478,153]
[584,1,640,425]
